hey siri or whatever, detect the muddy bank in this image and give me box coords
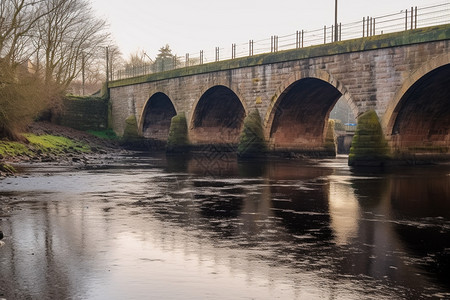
[0,122,125,177]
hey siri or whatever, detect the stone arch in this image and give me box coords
[383,53,450,132]
[138,92,177,142]
[189,85,247,146]
[264,69,357,151]
[381,54,450,154]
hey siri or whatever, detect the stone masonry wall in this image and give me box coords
[109,26,450,145]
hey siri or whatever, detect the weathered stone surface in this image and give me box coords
[349,110,390,166]
[238,109,266,158]
[166,113,189,153]
[109,25,450,160]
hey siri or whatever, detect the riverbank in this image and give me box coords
[0,122,122,177]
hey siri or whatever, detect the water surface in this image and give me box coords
[0,154,449,299]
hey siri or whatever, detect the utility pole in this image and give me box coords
[82,52,85,96]
[106,47,109,83]
[334,0,338,42]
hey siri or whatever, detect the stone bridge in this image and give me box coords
[108,25,450,160]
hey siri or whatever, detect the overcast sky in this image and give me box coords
[90,0,447,59]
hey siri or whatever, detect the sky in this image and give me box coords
[89,0,447,60]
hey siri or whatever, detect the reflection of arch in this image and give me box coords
[190,85,246,145]
[139,92,177,142]
[382,54,450,152]
[265,69,355,150]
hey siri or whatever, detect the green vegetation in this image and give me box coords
[0,134,90,160]
[0,140,32,157]
[237,109,266,158]
[87,129,118,140]
[349,110,390,166]
[166,113,189,153]
[24,134,90,153]
[0,162,16,175]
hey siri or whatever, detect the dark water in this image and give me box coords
[0,153,449,300]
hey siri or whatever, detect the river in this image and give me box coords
[0,153,449,299]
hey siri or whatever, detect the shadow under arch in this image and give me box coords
[382,56,450,156]
[139,92,177,144]
[264,69,357,153]
[189,85,246,147]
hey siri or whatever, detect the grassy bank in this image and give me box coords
[0,134,91,160]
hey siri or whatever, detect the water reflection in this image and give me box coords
[328,180,360,246]
[0,155,449,299]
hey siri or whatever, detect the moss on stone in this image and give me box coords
[324,119,337,156]
[348,110,389,166]
[166,113,189,153]
[122,115,140,141]
[237,109,266,158]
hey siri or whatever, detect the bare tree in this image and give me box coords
[107,44,123,81]
[0,0,51,139]
[36,0,109,93]
[0,0,110,138]
[0,0,47,65]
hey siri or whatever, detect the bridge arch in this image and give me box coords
[139,92,177,142]
[190,85,246,146]
[383,54,450,154]
[265,69,356,151]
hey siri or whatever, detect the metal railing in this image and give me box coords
[112,2,450,81]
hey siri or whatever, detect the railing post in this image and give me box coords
[372,18,376,35]
[271,36,278,52]
[405,9,408,31]
[415,6,418,29]
[332,25,334,42]
[324,26,326,43]
[215,47,219,62]
[185,53,189,67]
[411,7,413,29]
[301,30,304,47]
[339,23,342,41]
[249,40,253,56]
[367,16,370,37]
[232,44,236,59]
[200,50,203,64]
[296,30,299,48]
[363,17,365,37]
